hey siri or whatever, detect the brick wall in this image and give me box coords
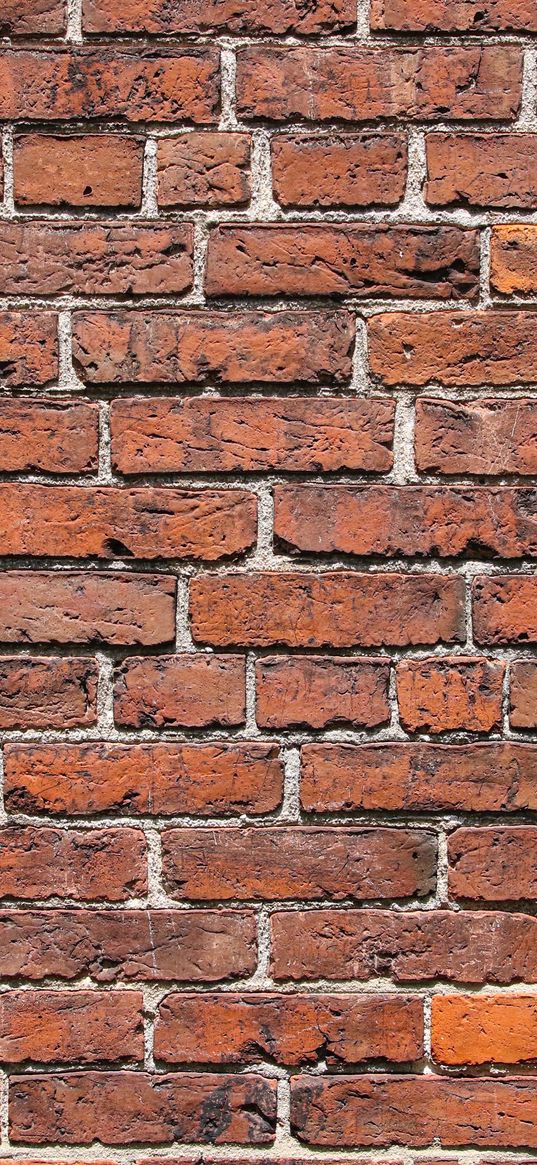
[0,0,536,1161]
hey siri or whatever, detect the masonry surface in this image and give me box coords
[0,1,536,1164]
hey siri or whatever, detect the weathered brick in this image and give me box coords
[271,908,537,983]
[1,0,66,34]
[432,994,537,1066]
[0,909,257,982]
[256,656,390,729]
[415,398,537,477]
[0,400,98,475]
[13,136,144,209]
[161,827,437,902]
[510,661,537,729]
[371,0,537,31]
[396,658,504,733]
[0,50,220,123]
[9,1072,277,1145]
[158,133,250,208]
[0,485,256,561]
[0,572,175,647]
[0,658,97,730]
[206,225,479,300]
[154,992,423,1066]
[72,311,354,386]
[300,743,537,813]
[190,572,465,648]
[83,0,356,34]
[426,135,537,210]
[273,485,537,558]
[473,576,537,645]
[0,223,193,296]
[491,226,537,295]
[0,312,57,388]
[114,655,246,728]
[272,134,407,208]
[0,827,147,903]
[4,742,283,817]
[236,46,521,123]
[449,827,537,902]
[111,396,394,474]
[0,991,143,1064]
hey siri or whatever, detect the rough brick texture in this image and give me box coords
[0,0,535,1159]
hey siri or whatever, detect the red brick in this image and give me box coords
[0,658,97,730]
[0,991,143,1065]
[256,656,390,730]
[369,311,537,387]
[274,485,537,558]
[491,226,537,295]
[371,0,537,31]
[449,827,537,902]
[83,0,356,34]
[271,908,537,983]
[0,400,98,475]
[0,909,257,982]
[473,576,537,645]
[510,661,537,729]
[111,396,394,475]
[72,310,353,386]
[4,743,283,817]
[161,827,437,902]
[114,655,246,728]
[14,135,144,209]
[426,135,537,210]
[290,1075,537,1148]
[272,133,407,209]
[0,485,256,561]
[154,992,423,1066]
[0,572,175,647]
[158,133,250,208]
[396,658,504,733]
[190,572,465,648]
[206,225,479,300]
[9,1072,277,1145]
[0,312,57,388]
[0,223,192,296]
[0,50,220,124]
[236,46,521,123]
[300,742,537,814]
[432,995,537,1066]
[415,398,537,477]
[1,0,66,34]
[0,827,147,903]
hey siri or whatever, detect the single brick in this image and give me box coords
[1,0,65,33]
[0,909,257,982]
[13,135,144,208]
[432,994,537,1066]
[0,827,147,903]
[371,0,537,32]
[0,312,57,388]
[0,658,98,730]
[449,827,537,902]
[206,225,479,300]
[255,656,390,730]
[236,46,521,123]
[83,0,356,34]
[9,1072,277,1145]
[0,223,193,296]
[369,311,537,386]
[154,992,423,1066]
[473,576,537,645]
[510,661,537,728]
[161,827,437,902]
[426,135,537,210]
[190,572,465,648]
[72,311,354,386]
[114,655,246,728]
[4,742,283,817]
[0,990,143,1065]
[111,396,394,475]
[396,658,504,733]
[300,742,537,814]
[290,1075,537,1148]
[415,398,537,477]
[491,226,537,295]
[272,133,407,209]
[271,908,537,983]
[0,485,256,561]
[0,49,220,123]
[0,572,175,647]
[273,485,537,558]
[158,133,250,208]
[0,400,98,475]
